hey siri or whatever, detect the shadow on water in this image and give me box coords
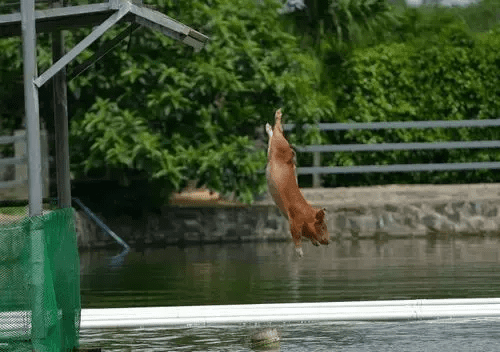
[107,247,130,269]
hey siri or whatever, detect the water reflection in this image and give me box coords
[108,247,130,268]
[79,318,500,352]
[80,237,500,308]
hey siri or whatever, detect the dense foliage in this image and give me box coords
[317,22,500,187]
[2,0,500,204]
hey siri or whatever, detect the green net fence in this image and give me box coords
[0,208,81,352]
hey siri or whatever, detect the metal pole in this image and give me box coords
[312,151,321,188]
[79,298,500,328]
[51,1,72,208]
[21,0,43,216]
[20,0,46,348]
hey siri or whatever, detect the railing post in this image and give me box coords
[41,127,50,199]
[312,151,321,188]
[14,130,27,185]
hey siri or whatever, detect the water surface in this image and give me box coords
[81,238,500,308]
[80,318,500,351]
[79,238,500,351]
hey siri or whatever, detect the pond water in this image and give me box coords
[80,318,500,351]
[79,237,500,351]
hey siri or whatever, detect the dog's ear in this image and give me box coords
[316,208,325,221]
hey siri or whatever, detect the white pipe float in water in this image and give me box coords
[79,298,500,329]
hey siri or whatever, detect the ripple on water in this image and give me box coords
[80,318,500,351]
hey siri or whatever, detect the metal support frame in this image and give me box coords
[2,0,208,209]
[20,0,46,347]
[0,0,209,87]
[69,23,140,80]
[51,0,72,208]
[5,1,207,348]
[0,0,209,45]
[35,1,131,88]
[21,0,42,216]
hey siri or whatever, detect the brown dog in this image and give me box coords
[265,109,330,257]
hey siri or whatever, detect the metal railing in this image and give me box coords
[0,130,49,195]
[283,119,500,187]
[0,133,27,189]
[72,197,130,252]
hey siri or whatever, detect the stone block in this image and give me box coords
[335,214,348,230]
[384,204,399,212]
[349,215,378,237]
[467,202,481,216]
[481,202,498,218]
[422,213,456,233]
[184,219,201,229]
[465,216,498,233]
[336,206,367,215]
[183,232,202,242]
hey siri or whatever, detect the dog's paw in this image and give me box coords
[295,247,304,258]
[265,123,273,138]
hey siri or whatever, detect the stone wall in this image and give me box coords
[76,183,500,249]
[76,205,290,249]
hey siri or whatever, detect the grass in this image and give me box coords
[0,206,26,216]
[0,203,57,216]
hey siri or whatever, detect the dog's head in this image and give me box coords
[302,208,330,245]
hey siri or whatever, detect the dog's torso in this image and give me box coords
[266,132,313,221]
[265,109,329,256]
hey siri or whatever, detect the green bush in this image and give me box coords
[316,22,500,187]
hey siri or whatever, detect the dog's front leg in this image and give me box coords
[290,220,304,258]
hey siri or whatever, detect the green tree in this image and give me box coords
[282,0,398,49]
[0,37,23,134]
[67,0,334,204]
